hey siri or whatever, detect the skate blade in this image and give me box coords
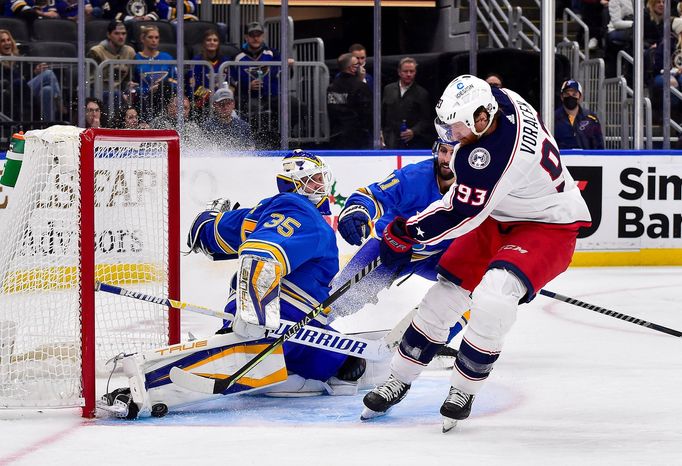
[360,406,386,421]
[442,417,458,433]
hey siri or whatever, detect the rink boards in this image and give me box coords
[1,149,681,266]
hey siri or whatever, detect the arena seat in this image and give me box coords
[86,19,112,44]
[26,41,78,58]
[0,17,30,43]
[31,18,78,43]
[183,21,221,47]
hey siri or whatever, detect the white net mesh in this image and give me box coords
[0,126,174,408]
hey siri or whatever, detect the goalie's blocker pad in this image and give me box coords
[99,332,288,418]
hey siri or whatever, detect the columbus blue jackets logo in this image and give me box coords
[468,148,490,169]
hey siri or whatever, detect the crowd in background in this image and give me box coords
[3,0,682,150]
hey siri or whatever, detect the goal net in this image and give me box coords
[0,126,180,417]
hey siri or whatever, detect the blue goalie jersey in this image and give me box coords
[198,192,344,381]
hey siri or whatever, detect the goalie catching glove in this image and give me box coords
[186,198,240,260]
[233,254,283,339]
[338,204,372,246]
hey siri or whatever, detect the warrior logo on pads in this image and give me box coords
[469,148,491,169]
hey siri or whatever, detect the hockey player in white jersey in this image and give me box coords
[361,75,592,431]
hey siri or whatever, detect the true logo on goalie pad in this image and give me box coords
[154,340,208,356]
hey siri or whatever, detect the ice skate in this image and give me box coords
[440,386,474,433]
[360,375,410,420]
[97,388,139,420]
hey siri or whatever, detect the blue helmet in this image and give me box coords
[276,150,334,215]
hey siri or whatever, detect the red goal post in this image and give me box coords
[0,127,181,418]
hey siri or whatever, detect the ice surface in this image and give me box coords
[1,266,681,465]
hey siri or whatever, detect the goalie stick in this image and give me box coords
[169,257,382,395]
[539,289,682,338]
[95,280,392,360]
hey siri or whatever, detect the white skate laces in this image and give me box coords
[444,386,470,407]
[361,375,411,420]
[440,386,475,433]
[374,376,409,402]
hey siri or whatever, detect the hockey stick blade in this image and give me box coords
[539,289,682,338]
[170,257,382,395]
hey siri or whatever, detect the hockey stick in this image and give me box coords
[169,257,382,395]
[95,280,390,360]
[539,289,682,338]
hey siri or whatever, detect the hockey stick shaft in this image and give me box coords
[96,281,229,320]
[95,281,388,360]
[171,257,382,395]
[539,289,682,338]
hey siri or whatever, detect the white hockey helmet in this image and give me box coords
[434,74,499,141]
[276,149,334,214]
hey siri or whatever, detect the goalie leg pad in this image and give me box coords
[234,254,282,339]
[101,333,288,418]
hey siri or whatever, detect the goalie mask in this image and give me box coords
[434,74,499,141]
[276,150,333,215]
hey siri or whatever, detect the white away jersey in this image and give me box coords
[405,88,592,244]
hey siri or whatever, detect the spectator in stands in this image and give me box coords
[349,43,373,88]
[98,0,158,22]
[188,29,231,112]
[87,20,136,109]
[554,79,604,150]
[85,97,107,128]
[649,17,682,118]
[644,0,666,48]
[484,73,504,88]
[201,87,254,150]
[156,0,198,21]
[0,29,62,122]
[56,0,94,20]
[133,24,177,119]
[230,22,281,103]
[230,21,294,149]
[150,94,205,146]
[5,0,59,22]
[327,52,372,149]
[606,0,634,57]
[113,106,149,129]
[380,57,432,149]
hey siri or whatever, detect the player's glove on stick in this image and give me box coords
[379,217,416,269]
[338,204,371,246]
